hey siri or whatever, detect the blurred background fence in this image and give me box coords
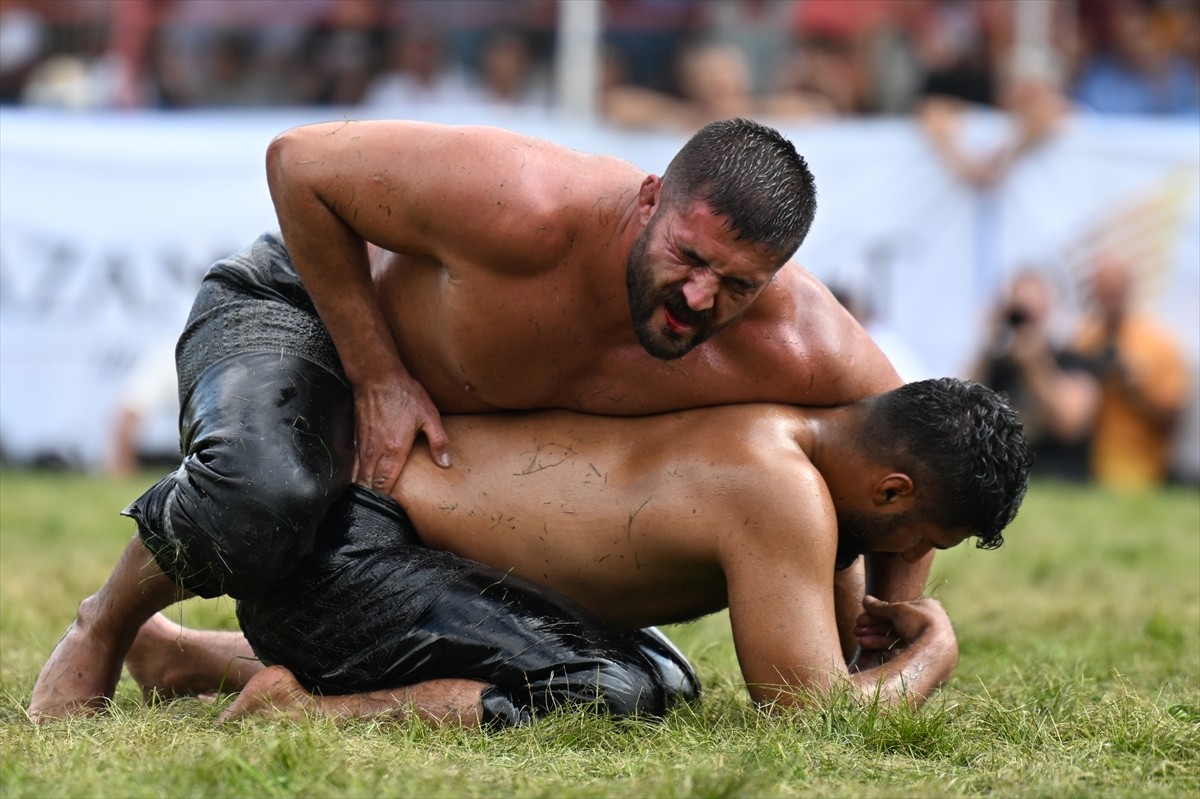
[1,0,1197,483]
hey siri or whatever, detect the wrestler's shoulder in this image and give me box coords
[687,405,812,466]
[744,266,893,371]
[757,265,846,318]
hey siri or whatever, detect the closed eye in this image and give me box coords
[679,245,760,295]
[679,246,708,268]
[726,277,760,294]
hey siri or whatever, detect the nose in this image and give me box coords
[900,541,935,564]
[680,268,719,312]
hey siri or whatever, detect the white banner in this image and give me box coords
[1,107,1197,474]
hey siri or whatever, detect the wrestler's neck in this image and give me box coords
[798,405,872,480]
[586,180,651,311]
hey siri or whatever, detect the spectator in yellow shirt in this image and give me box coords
[1074,258,1187,489]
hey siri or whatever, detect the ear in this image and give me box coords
[637,174,662,224]
[871,473,914,507]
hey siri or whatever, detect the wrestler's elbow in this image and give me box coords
[265,130,298,196]
[265,126,324,199]
[746,672,834,713]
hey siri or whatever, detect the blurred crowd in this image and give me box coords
[3,0,1195,490]
[1,0,1197,121]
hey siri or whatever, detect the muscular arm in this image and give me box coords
[264,121,567,489]
[724,469,956,710]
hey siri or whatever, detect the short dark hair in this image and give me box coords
[660,118,817,261]
[858,378,1033,549]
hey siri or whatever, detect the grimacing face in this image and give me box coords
[625,203,772,360]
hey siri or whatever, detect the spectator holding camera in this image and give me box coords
[972,270,1101,482]
[1072,258,1187,490]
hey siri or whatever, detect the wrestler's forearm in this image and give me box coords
[751,625,957,712]
[266,127,401,387]
[849,627,957,709]
[865,552,932,603]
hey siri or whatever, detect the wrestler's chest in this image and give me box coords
[429,332,771,415]
[376,263,784,412]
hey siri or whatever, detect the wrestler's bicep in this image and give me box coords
[269,122,552,261]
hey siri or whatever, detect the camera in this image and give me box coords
[1005,308,1030,328]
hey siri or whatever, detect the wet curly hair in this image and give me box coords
[857,378,1033,549]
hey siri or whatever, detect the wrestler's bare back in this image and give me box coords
[394,403,824,631]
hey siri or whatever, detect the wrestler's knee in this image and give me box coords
[588,659,672,718]
[480,686,533,728]
[520,654,675,720]
[128,356,354,599]
[127,471,328,600]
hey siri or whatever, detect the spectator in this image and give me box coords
[778,0,893,115]
[603,0,699,96]
[971,270,1100,482]
[0,0,48,104]
[697,0,793,99]
[1072,257,1188,490]
[920,48,1072,189]
[603,40,835,131]
[468,29,552,110]
[361,30,475,109]
[144,0,339,108]
[913,0,1007,109]
[104,339,180,478]
[303,0,380,107]
[1072,0,1200,116]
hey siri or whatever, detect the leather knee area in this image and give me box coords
[129,351,354,599]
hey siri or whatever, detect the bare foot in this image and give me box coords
[127,615,262,702]
[218,666,313,722]
[28,596,125,723]
[126,614,192,702]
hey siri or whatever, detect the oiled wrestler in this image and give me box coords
[132,378,1030,725]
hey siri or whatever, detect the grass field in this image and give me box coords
[1,469,1197,798]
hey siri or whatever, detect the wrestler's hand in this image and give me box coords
[849,596,952,671]
[352,371,452,494]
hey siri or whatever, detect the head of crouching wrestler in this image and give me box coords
[833,377,1033,569]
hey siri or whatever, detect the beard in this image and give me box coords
[833,508,910,570]
[625,222,724,361]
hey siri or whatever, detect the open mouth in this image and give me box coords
[663,306,691,333]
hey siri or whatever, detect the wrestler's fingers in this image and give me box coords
[856,633,902,651]
[351,451,396,493]
[860,595,896,619]
[854,623,893,640]
[854,610,892,628]
[369,451,408,496]
[421,416,453,469]
[351,449,381,487]
[853,612,878,629]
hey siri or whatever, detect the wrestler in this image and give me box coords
[127,378,1030,726]
[31,118,923,720]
